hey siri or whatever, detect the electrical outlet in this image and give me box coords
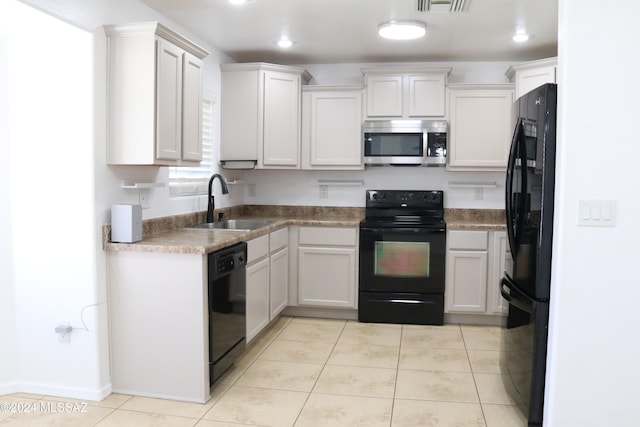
[319,185,328,198]
[139,190,150,209]
[248,184,256,197]
[55,322,71,343]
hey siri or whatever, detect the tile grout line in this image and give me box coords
[198,316,293,424]
[388,324,403,427]
[289,317,349,427]
[461,324,489,427]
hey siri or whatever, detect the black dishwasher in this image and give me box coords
[208,242,247,385]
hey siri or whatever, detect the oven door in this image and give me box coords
[359,225,445,293]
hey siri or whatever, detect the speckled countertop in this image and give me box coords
[104,205,364,255]
[104,205,505,255]
[445,209,506,231]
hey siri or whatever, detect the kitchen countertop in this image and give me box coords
[104,206,363,255]
[103,206,505,255]
[445,209,506,231]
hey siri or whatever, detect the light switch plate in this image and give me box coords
[578,200,617,227]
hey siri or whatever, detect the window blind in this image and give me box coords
[169,95,215,196]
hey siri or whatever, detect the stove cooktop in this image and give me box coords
[362,190,445,229]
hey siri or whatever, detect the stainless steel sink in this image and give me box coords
[190,219,275,231]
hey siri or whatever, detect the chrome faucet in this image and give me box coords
[207,174,229,223]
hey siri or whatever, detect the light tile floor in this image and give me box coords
[0,317,527,426]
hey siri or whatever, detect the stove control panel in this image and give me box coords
[366,190,443,208]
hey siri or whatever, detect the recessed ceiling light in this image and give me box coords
[378,20,427,40]
[229,0,251,5]
[512,27,530,42]
[277,36,295,48]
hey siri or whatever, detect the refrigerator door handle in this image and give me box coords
[501,273,534,314]
[505,119,527,259]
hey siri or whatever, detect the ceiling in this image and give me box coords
[139,0,558,64]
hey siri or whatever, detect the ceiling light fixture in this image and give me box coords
[228,0,250,5]
[378,19,427,40]
[277,35,294,48]
[512,27,530,42]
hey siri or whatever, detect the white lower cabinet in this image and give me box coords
[269,229,289,318]
[446,229,509,317]
[488,231,512,314]
[107,251,210,402]
[245,228,289,343]
[446,230,489,313]
[246,256,270,342]
[297,227,358,308]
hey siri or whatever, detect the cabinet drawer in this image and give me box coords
[299,227,357,246]
[247,234,269,263]
[448,230,488,250]
[270,228,288,252]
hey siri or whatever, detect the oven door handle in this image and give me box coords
[360,227,444,233]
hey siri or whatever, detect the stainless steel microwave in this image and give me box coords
[363,120,448,166]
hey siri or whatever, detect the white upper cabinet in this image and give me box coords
[447,84,515,171]
[361,67,451,119]
[301,85,364,170]
[105,22,208,166]
[506,57,558,100]
[220,63,311,170]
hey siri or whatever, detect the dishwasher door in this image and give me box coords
[208,242,247,385]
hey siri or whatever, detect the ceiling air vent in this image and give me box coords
[417,0,470,13]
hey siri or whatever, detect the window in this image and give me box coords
[169,93,215,196]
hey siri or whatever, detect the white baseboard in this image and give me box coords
[0,382,20,396]
[281,306,358,320]
[444,313,506,326]
[110,387,208,404]
[4,382,112,402]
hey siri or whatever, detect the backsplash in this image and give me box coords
[103,204,504,247]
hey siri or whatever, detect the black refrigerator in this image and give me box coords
[500,83,557,426]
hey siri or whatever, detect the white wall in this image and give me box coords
[0,10,18,392]
[1,0,232,400]
[2,0,103,398]
[545,1,640,425]
[241,168,506,209]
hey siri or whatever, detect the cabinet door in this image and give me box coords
[489,231,511,314]
[156,38,183,161]
[366,75,403,117]
[448,88,514,171]
[269,247,289,319]
[220,70,260,162]
[303,90,363,169]
[445,250,488,313]
[181,52,203,162]
[408,74,446,117]
[516,65,556,99]
[298,247,356,308]
[246,257,270,343]
[262,71,301,168]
